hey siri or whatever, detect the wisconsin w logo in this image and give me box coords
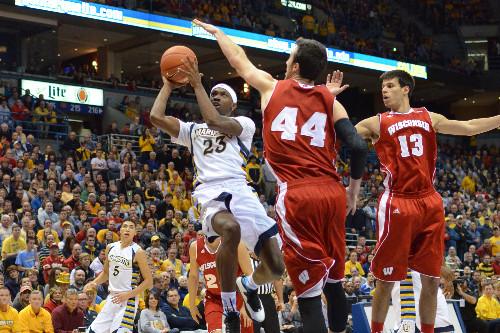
[383,267,394,276]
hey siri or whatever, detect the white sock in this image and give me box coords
[245,275,259,291]
[221,291,238,314]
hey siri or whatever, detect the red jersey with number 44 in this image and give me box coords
[374,107,437,196]
[263,79,340,183]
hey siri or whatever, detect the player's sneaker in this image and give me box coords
[396,320,416,333]
[224,311,241,333]
[236,276,265,322]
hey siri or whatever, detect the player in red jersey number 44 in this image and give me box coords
[194,19,368,333]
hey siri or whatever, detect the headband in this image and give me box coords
[211,83,237,104]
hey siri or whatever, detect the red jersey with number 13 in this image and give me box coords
[263,79,340,183]
[374,107,437,196]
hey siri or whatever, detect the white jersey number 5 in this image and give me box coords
[271,107,326,147]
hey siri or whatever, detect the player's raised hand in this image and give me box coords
[326,70,349,96]
[189,305,202,323]
[179,57,203,89]
[193,19,219,35]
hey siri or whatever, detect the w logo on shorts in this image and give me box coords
[298,270,309,284]
[383,267,394,276]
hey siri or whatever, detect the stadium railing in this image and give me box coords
[0,111,70,143]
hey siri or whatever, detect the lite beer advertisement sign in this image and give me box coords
[21,79,104,107]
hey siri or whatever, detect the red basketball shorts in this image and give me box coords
[370,190,445,281]
[204,295,252,333]
[276,176,346,298]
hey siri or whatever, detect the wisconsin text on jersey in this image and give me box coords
[388,120,431,136]
[199,261,216,271]
[109,254,131,267]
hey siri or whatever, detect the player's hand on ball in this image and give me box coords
[162,76,186,90]
[326,70,349,96]
[189,306,202,323]
[192,19,219,34]
[111,291,132,304]
[179,57,203,89]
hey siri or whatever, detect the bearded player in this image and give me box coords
[188,236,253,333]
[353,69,500,333]
[194,19,368,333]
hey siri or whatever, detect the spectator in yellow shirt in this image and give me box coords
[96,220,120,244]
[139,128,155,163]
[161,248,185,277]
[172,191,191,213]
[0,287,20,332]
[302,12,315,36]
[85,193,101,216]
[17,290,54,333]
[490,227,499,256]
[475,283,500,332]
[2,224,26,267]
[345,251,366,277]
[461,170,476,194]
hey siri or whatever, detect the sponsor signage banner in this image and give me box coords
[21,79,104,107]
[15,0,427,78]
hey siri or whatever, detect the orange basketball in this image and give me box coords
[160,45,197,84]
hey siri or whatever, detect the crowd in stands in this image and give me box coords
[0,81,499,332]
[85,0,492,74]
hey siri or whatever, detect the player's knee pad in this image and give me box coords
[297,295,328,333]
[324,281,348,332]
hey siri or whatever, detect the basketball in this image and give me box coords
[160,45,197,84]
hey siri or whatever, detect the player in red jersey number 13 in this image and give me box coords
[355,70,500,333]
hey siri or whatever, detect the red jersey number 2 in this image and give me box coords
[271,107,327,147]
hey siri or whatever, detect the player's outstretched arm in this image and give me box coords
[180,56,243,136]
[150,77,181,138]
[333,101,368,215]
[355,116,380,141]
[187,241,202,323]
[430,112,500,136]
[193,19,276,94]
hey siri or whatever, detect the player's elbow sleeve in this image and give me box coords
[334,118,368,180]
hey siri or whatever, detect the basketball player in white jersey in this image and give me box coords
[150,60,285,333]
[84,220,152,333]
[391,269,454,333]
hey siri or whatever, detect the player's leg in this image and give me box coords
[205,299,223,333]
[323,184,348,333]
[87,298,121,333]
[211,210,241,319]
[252,237,285,284]
[409,192,446,333]
[418,274,439,333]
[371,195,412,333]
[371,280,395,332]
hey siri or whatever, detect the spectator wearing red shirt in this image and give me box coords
[477,239,493,258]
[75,221,91,244]
[51,288,84,333]
[182,222,197,244]
[63,244,81,272]
[10,100,30,121]
[42,244,65,283]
